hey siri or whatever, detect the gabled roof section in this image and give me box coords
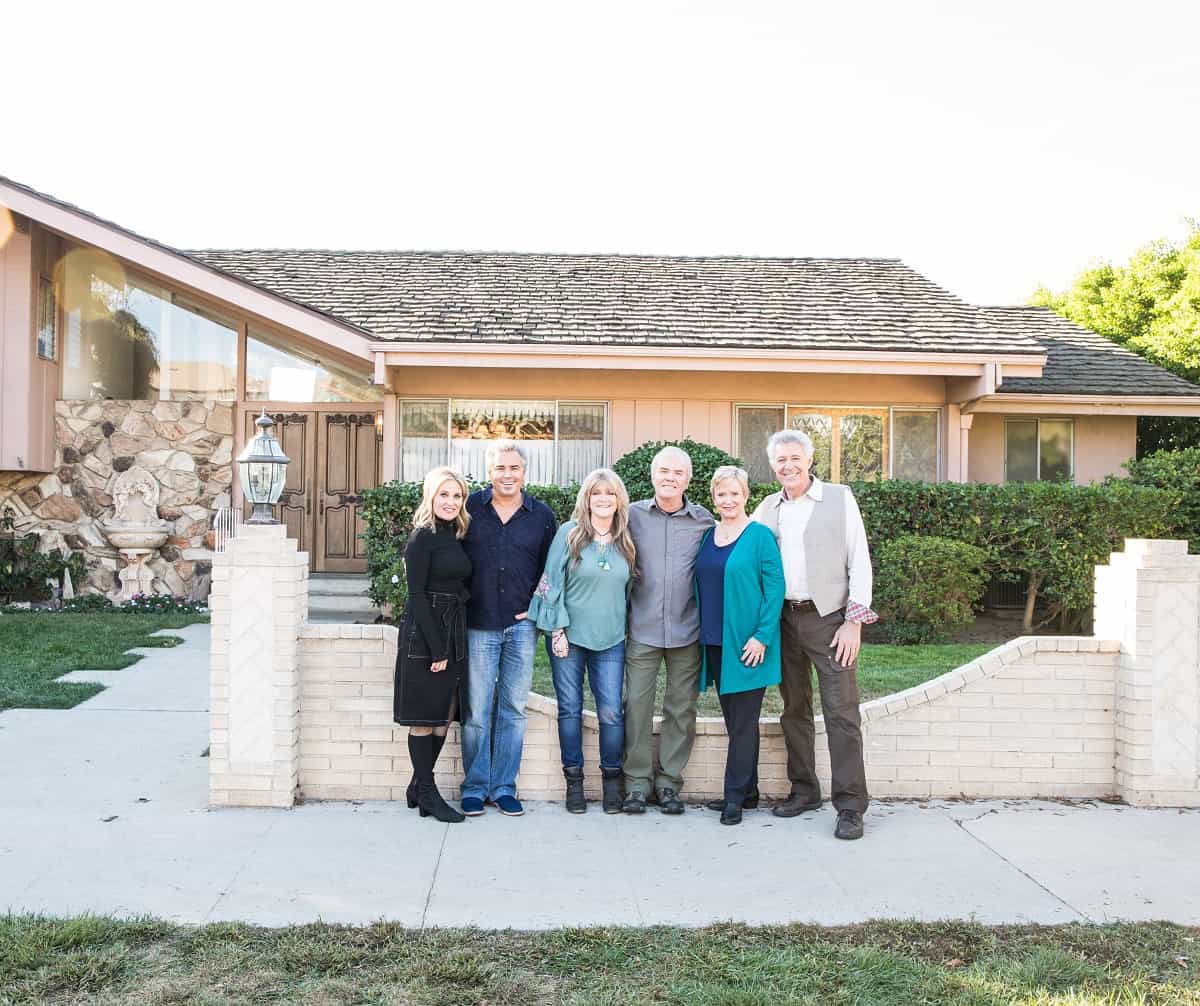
[0,175,375,361]
[188,249,1046,356]
[981,307,1200,397]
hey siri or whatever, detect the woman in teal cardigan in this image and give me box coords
[695,465,785,825]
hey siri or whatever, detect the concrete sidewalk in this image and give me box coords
[2,623,1197,929]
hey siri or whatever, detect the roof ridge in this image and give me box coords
[187,248,907,263]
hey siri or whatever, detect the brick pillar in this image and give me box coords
[1094,538,1200,807]
[209,523,308,808]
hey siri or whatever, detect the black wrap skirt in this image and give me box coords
[393,591,468,726]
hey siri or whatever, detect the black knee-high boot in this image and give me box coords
[406,733,447,808]
[408,733,463,823]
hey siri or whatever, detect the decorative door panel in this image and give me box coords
[242,411,315,555]
[316,411,380,573]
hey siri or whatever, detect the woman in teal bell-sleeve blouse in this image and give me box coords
[529,468,635,815]
[695,465,785,825]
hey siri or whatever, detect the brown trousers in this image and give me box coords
[779,605,869,813]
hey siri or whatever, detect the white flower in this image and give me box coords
[391,574,400,584]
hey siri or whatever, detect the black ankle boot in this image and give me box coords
[706,788,759,812]
[408,733,463,823]
[407,732,446,808]
[601,768,623,815]
[564,766,586,814]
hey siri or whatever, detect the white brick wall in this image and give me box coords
[212,536,1200,809]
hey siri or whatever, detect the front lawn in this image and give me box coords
[532,641,996,716]
[0,612,209,712]
[1,915,1196,1004]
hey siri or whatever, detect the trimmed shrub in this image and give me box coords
[1125,447,1200,552]
[612,439,742,504]
[874,535,989,643]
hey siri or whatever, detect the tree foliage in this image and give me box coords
[1031,222,1200,453]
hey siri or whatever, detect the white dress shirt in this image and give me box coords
[776,476,874,611]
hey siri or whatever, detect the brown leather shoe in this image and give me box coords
[835,809,864,840]
[771,792,823,818]
[657,788,685,815]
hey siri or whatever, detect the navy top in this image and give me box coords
[463,487,558,630]
[695,533,735,646]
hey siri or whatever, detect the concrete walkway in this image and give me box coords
[2,624,1198,929]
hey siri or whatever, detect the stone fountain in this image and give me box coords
[101,466,171,601]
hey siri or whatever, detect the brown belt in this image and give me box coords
[785,599,817,614]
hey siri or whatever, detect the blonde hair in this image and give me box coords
[567,468,636,573]
[412,467,470,539]
[710,465,750,501]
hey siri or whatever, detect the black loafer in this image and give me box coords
[622,792,647,814]
[772,792,823,818]
[657,788,685,815]
[720,802,743,826]
[705,789,759,812]
[835,809,864,840]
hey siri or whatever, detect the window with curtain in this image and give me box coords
[735,406,786,483]
[399,400,606,485]
[1005,419,1073,482]
[892,410,940,482]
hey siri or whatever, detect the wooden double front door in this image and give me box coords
[241,408,381,573]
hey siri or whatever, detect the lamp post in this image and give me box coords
[237,411,290,525]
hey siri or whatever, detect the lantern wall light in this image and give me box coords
[237,411,290,525]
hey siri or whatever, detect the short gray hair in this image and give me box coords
[485,439,528,472]
[766,429,813,461]
[650,445,693,479]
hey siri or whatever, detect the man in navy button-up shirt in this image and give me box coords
[459,440,557,816]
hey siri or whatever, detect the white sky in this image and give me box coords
[3,0,1197,305]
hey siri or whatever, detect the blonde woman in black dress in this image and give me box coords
[394,467,472,823]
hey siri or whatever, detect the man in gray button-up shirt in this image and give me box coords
[622,446,715,814]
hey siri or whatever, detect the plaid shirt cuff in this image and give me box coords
[845,600,878,625]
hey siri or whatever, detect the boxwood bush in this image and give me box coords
[874,535,989,643]
[1125,447,1200,552]
[612,438,742,503]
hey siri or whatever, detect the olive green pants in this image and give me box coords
[622,639,701,797]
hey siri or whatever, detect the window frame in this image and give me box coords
[396,397,610,485]
[1004,417,1075,483]
[734,402,944,482]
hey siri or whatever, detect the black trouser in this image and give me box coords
[707,646,766,805]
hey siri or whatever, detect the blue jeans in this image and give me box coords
[549,638,625,772]
[462,619,537,801]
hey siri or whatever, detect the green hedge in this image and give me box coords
[1125,447,1200,552]
[364,475,1179,626]
[612,438,742,502]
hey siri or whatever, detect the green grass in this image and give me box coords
[0,916,1196,1004]
[0,613,209,712]
[532,641,997,716]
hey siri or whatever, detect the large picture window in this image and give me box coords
[61,253,237,401]
[1005,418,1073,482]
[736,404,941,483]
[399,399,606,485]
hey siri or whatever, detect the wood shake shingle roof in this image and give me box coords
[186,249,1044,355]
[980,307,1200,397]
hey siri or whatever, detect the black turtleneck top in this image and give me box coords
[404,520,472,660]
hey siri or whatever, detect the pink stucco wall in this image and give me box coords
[968,413,1137,484]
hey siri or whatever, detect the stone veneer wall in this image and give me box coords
[293,627,1122,804]
[0,399,233,597]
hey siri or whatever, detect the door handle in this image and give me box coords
[306,496,311,515]
[319,498,324,517]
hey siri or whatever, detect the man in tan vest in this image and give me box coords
[751,429,877,840]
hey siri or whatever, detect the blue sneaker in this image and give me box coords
[461,796,485,816]
[494,795,524,817]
